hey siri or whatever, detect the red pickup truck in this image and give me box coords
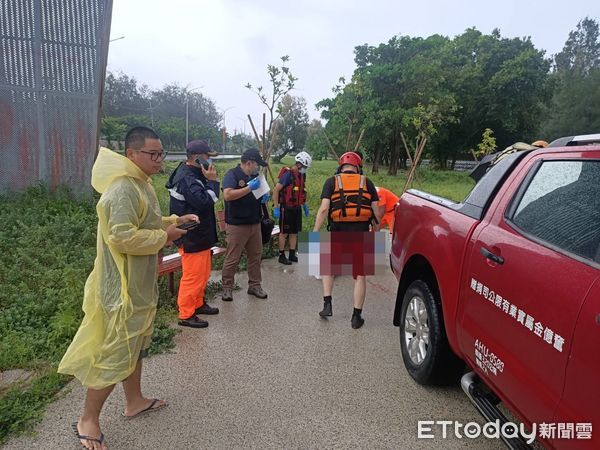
[390,134,600,449]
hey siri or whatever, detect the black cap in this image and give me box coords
[241,148,268,167]
[186,140,218,157]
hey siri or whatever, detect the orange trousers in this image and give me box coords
[177,248,212,319]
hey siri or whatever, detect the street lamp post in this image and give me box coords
[185,99,190,144]
[147,98,155,127]
[185,85,202,145]
[236,116,247,135]
[220,107,235,154]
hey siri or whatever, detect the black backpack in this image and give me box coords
[260,203,275,245]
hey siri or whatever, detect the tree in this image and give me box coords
[320,34,458,174]
[541,18,600,139]
[554,17,600,75]
[229,132,257,154]
[101,72,223,150]
[151,84,220,129]
[100,117,127,150]
[271,95,309,162]
[103,71,149,117]
[473,128,497,160]
[245,56,297,153]
[318,28,550,172]
[316,76,373,161]
[437,28,550,166]
[305,120,329,160]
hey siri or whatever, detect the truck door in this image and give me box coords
[551,277,600,449]
[457,158,600,427]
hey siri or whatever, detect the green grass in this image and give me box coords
[0,158,474,444]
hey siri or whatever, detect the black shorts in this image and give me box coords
[280,206,302,234]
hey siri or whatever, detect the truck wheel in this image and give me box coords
[399,280,464,385]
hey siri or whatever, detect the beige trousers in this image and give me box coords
[221,223,262,289]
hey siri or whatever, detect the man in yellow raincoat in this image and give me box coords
[58,127,197,450]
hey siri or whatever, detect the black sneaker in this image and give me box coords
[178,315,209,328]
[288,253,298,263]
[278,254,292,265]
[195,303,219,315]
[319,301,332,317]
[351,315,365,329]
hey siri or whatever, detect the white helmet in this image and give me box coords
[295,151,312,168]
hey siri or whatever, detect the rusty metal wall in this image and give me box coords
[0,0,112,194]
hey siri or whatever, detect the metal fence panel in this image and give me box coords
[0,0,112,195]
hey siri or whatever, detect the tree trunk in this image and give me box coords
[388,137,400,175]
[371,145,380,174]
[272,147,294,164]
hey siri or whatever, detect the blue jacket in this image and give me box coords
[166,162,219,252]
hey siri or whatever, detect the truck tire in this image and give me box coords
[399,280,464,385]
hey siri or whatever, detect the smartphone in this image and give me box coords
[177,221,200,231]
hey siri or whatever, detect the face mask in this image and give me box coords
[298,167,307,174]
[250,163,259,176]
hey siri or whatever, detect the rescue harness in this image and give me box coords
[278,167,306,207]
[329,173,375,223]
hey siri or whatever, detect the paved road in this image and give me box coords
[5,259,502,449]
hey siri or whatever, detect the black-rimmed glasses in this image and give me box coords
[138,150,167,161]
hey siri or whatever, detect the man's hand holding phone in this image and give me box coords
[167,215,200,245]
[166,223,187,245]
[201,164,217,181]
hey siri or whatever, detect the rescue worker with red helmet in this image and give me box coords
[312,151,382,329]
[273,151,312,265]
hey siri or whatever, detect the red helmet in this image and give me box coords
[339,152,362,168]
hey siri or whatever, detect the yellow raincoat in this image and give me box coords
[58,147,178,389]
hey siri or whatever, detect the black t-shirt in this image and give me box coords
[321,173,379,231]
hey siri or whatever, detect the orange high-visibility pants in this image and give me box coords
[177,248,212,319]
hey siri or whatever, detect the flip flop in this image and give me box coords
[121,398,167,419]
[71,422,105,448]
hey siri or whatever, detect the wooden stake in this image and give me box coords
[322,130,339,160]
[400,132,413,165]
[471,149,479,162]
[265,120,278,164]
[402,136,427,193]
[265,164,277,187]
[263,120,278,187]
[262,113,266,157]
[248,114,262,149]
[345,121,353,153]
[400,131,422,184]
[352,129,365,154]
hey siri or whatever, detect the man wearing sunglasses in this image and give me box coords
[59,127,196,450]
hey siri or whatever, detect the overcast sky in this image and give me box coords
[107,0,599,134]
